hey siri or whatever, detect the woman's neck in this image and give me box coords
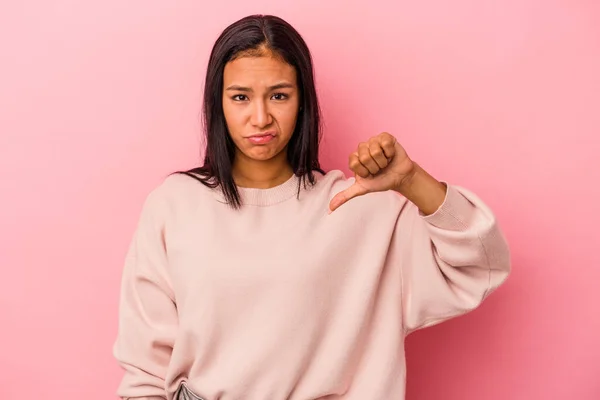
[232,154,294,189]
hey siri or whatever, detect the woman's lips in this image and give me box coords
[246,132,276,145]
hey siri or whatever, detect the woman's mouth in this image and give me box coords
[246,132,276,145]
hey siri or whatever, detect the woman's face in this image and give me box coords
[222,53,300,164]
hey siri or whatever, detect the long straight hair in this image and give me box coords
[176,14,324,208]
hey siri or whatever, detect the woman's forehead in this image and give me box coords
[223,55,297,87]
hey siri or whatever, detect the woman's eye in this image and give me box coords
[232,94,248,101]
[272,93,288,101]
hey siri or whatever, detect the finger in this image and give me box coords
[357,143,379,175]
[329,183,368,213]
[368,140,389,169]
[379,133,397,159]
[349,152,370,178]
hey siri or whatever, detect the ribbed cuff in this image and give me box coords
[123,397,166,400]
[421,184,474,231]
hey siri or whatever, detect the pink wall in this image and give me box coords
[1,1,598,399]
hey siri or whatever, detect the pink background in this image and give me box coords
[1,1,599,399]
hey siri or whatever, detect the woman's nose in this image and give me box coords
[250,101,272,128]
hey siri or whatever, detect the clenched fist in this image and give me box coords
[329,132,416,213]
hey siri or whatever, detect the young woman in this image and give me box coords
[113,14,511,400]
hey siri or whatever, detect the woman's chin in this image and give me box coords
[243,146,285,162]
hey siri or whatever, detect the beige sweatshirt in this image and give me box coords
[113,169,511,400]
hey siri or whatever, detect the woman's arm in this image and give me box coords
[329,132,511,333]
[393,177,510,334]
[392,161,447,216]
[113,190,177,399]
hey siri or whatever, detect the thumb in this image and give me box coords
[329,182,367,213]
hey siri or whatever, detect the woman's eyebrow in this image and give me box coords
[268,82,295,90]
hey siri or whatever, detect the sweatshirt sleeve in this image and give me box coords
[394,184,511,335]
[113,189,177,399]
